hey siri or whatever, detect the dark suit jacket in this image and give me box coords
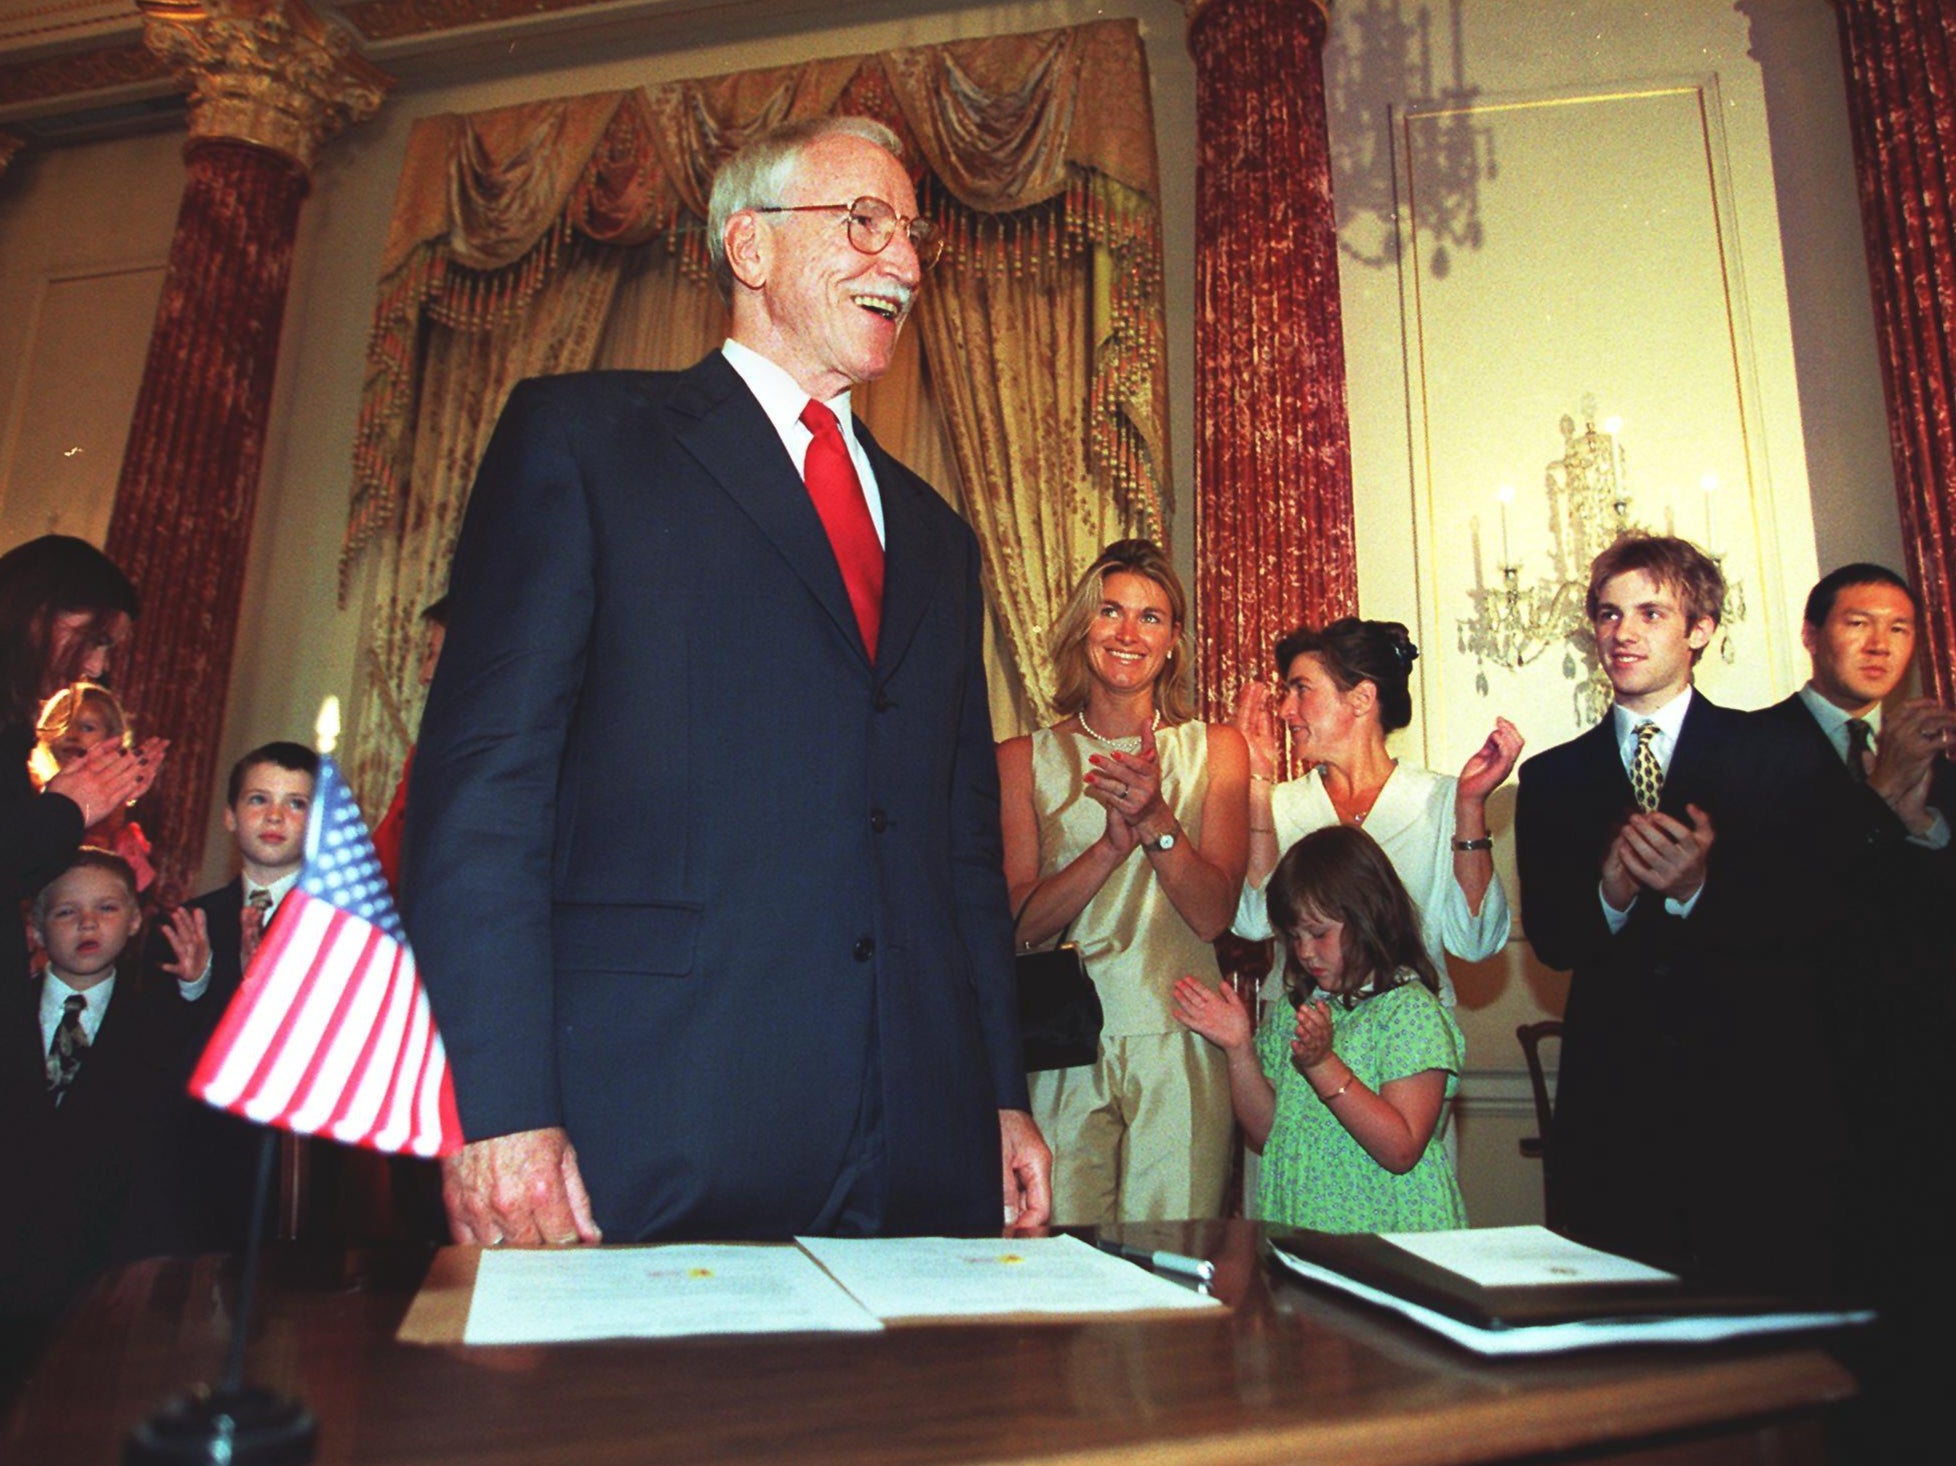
[130,878,267,1254]
[402,355,1024,1241]
[1757,693,1955,1287]
[1515,692,1892,1288]
[1756,690,1956,866]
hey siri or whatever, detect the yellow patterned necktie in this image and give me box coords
[1630,720,1663,813]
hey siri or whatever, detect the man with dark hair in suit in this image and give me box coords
[1761,563,1954,1457]
[1761,561,1956,834]
[1514,536,1890,1289]
[404,116,1050,1248]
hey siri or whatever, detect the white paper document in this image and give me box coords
[464,1245,882,1344]
[1382,1225,1679,1287]
[798,1233,1222,1320]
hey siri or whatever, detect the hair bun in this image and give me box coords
[1377,622,1419,669]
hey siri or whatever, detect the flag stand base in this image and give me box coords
[124,1385,317,1464]
[127,1136,315,1462]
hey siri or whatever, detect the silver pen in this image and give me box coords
[1096,1238,1216,1283]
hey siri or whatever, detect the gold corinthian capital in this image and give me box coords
[1183,0,1331,35]
[138,0,391,174]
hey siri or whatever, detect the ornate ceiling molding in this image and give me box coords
[0,0,891,132]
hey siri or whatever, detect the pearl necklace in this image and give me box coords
[1077,707,1160,753]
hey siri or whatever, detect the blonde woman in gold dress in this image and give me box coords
[997,540,1248,1225]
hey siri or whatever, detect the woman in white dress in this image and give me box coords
[998,541,1248,1225]
[1231,619,1522,1006]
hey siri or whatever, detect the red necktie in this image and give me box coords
[799,399,883,659]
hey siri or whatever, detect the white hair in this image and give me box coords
[706,116,905,299]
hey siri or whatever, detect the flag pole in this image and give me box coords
[124,702,346,1465]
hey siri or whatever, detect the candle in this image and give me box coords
[1700,472,1718,551]
[316,695,342,757]
[1496,484,1515,567]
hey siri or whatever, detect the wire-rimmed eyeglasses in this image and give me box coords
[753,195,944,269]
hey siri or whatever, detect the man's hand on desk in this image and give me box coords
[1000,1108,1053,1233]
[442,1126,603,1247]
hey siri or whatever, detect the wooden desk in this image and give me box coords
[3,1221,1850,1465]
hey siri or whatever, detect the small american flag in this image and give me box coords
[189,753,463,1157]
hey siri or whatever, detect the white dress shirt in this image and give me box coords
[721,338,886,545]
[39,968,115,1054]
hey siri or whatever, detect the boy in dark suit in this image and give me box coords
[3,850,171,1396]
[141,742,317,1251]
[1515,536,1888,1289]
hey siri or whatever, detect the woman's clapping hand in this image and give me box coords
[43,735,166,829]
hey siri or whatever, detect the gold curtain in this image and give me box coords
[341,20,1168,808]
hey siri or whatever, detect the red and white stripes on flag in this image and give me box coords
[189,753,463,1158]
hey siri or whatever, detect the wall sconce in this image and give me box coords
[1458,398,1746,724]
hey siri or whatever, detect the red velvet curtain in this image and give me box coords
[1188,0,1358,728]
[105,140,310,901]
[1836,0,1956,702]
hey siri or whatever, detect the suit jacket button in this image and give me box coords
[873,691,895,712]
[853,937,876,962]
[869,808,888,833]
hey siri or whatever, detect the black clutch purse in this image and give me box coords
[1013,890,1103,1072]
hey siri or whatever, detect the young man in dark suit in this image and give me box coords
[1515,536,1889,1289]
[405,117,1049,1247]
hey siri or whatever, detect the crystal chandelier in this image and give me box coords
[1458,398,1745,725]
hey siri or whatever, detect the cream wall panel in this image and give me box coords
[1405,82,1795,761]
[0,261,164,552]
[1327,0,1893,1227]
[0,129,181,556]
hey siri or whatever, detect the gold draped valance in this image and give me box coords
[341,19,1169,807]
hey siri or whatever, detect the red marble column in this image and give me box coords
[106,139,309,902]
[1186,0,1358,725]
[1836,0,1956,702]
[104,1,386,898]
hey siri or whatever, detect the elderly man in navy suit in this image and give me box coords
[403,117,1050,1246]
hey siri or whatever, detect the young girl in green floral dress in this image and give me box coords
[1174,824,1466,1231]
